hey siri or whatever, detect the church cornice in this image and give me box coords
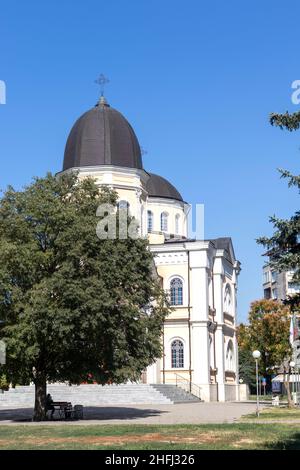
[57,165,150,183]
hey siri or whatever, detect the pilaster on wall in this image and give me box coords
[213,257,224,324]
[188,248,211,386]
[189,249,210,322]
[235,335,240,399]
[215,325,225,401]
[191,323,210,385]
[231,266,238,327]
[135,188,143,236]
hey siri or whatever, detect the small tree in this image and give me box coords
[0,173,169,420]
[237,348,257,394]
[238,300,293,405]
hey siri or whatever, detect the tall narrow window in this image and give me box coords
[175,214,180,234]
[225,340,234,371]
[224,284,232,314]
[171,340,184,368]
[170,278,183,305]
[160,212,168,232]
[118,200,129,211]
[147,211,153,233]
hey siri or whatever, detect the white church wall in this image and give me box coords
[162,322,191,384]
[147,198,187,238]
[190,323,210,388]
[224,384,239,401]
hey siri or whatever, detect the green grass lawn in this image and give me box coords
[249,395,275,401]
[241,406,300,421]
[1,422,300,450]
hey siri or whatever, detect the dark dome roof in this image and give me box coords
[63,99,143,171]
[146,173,183,201]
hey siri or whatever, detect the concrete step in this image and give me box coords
[0,383,173,406]
[150,384,202,403]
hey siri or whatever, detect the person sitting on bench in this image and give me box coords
[46,393,55,419]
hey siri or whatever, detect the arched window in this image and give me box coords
[175,214,180,234]
[170,278,183,305]
[171,339,184,368]
[225,340,235,371]
[224,284,232,314]
[147,211,153,233]
[118,200,130,211]
[160,212,168,232]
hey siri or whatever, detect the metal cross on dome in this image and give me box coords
[94,74,110,96]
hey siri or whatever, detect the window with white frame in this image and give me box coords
[175,214,180,234]
[147,210,153,232]
[170,277,183,305]
[272,288,278,299]
[263,271,270,284]
[160,212,168,232]
[225,340,235,371]
[171,339,184,368]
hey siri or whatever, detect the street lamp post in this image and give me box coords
[252,350,261,417]
[290,361,296,403]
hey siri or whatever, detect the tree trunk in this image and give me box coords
[33,374,47,421]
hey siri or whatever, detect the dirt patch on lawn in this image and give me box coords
[232,438,259,448]
[0,431,229,447]
[0,439,12,446]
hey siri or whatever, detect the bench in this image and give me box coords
[48,402,84,420]
[51,401,72,419]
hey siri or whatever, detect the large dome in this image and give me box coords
[63,98,143,171]
[146,173,183,201]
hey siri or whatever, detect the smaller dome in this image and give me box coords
[146,173,183,201]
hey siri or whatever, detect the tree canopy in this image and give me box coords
[0,172,169,420]
[270,111,300,132]
[238,299,291,374]
[257,112,300,289]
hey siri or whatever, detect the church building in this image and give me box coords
[58,94,241,402]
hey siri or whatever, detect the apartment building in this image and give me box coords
[263,264,300,301]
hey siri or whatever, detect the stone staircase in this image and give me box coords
[0,383,201,408]
[151,384,202,403]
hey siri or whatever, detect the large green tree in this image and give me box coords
[0,173,168,421]
[255,108,300,406]
[258,111,300,287]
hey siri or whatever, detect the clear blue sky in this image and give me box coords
[0,1,299,322]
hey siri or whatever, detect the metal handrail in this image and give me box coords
[175,373,201,400]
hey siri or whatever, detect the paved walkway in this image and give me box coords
[0,402,258,425]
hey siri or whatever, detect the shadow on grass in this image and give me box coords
[265,432,300,450]
[0,406,167,423]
